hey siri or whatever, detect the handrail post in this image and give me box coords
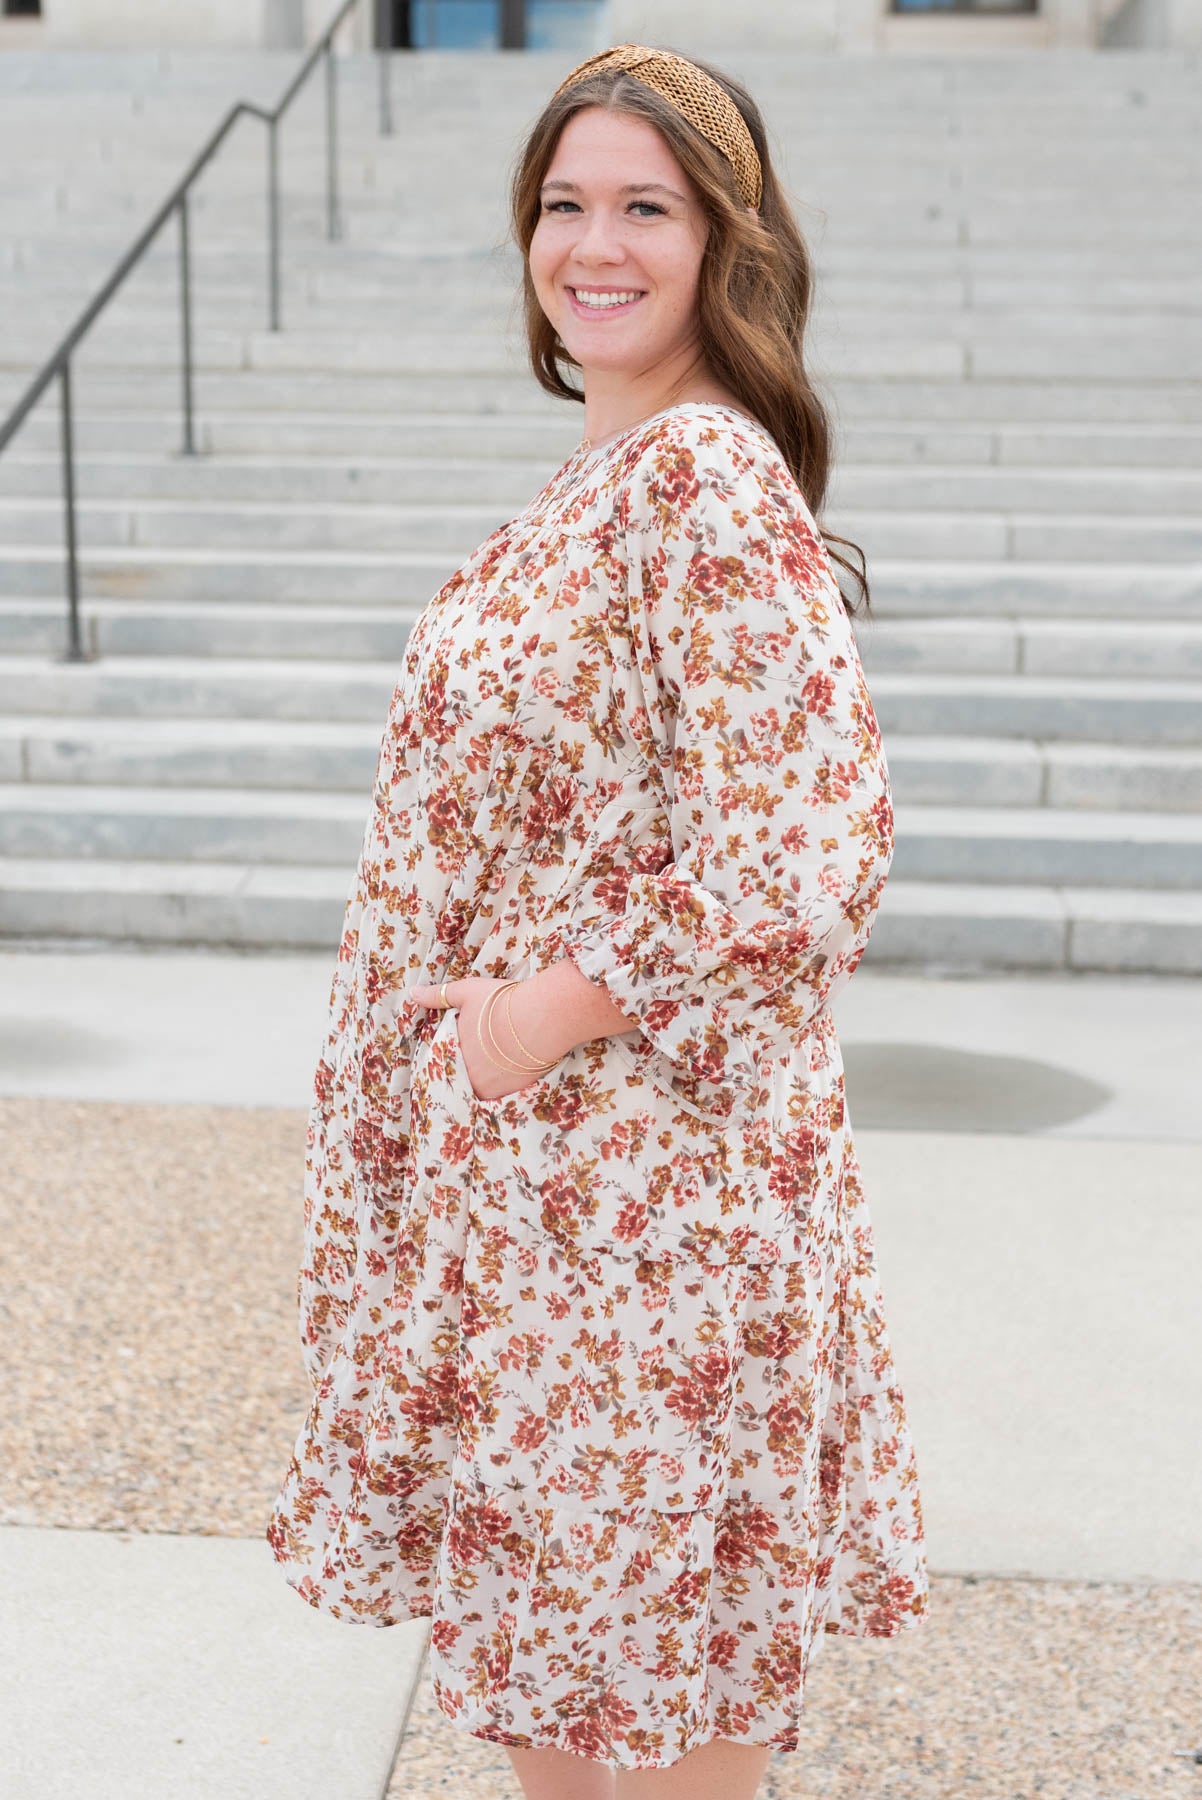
[378,47,393,136]
[324,38,341,241]
[267,115,282,330]
[58,360,87,664]
[178,192,197,455]
[376,0,393,135]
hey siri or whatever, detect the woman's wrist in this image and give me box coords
[507,955,638,1063]
[478,981,560,1074]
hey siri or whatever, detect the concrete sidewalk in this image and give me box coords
[0,1528,425,1800]
[3,947,1199,1137]
[1,949,1199,1797]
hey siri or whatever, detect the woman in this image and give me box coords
[266,42,929,1800]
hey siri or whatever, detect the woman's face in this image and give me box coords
[529,105,709,380]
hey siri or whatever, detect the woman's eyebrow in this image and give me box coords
[539,179,688,203]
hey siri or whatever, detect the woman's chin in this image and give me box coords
[561,341,654,379]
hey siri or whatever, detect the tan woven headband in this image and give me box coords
[551,44,763,212]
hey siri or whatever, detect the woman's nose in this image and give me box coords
[570,209,626,264]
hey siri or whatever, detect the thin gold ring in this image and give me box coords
[439,980,452,1008]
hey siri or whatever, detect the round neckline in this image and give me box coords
[573,399,769,470]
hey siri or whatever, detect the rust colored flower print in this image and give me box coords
[265,402,928,1771]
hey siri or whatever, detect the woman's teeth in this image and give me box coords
[571,289,643,309]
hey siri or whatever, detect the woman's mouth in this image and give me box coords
[566,286,647,318]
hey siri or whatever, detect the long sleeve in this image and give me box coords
[559,415,893,1121]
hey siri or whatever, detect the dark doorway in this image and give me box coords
[385,1,524,47]
[892,1,1037,10]
[383,0,602,50]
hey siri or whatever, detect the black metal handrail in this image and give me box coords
[0,0,397,661]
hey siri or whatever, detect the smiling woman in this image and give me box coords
[266,40,928,1800]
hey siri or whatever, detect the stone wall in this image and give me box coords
[40,0,274,48]
[7,0,1202,51]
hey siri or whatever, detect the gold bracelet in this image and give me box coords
[486,982,557,1073]
[503,984,559,1069]
[478,983,540,1075]
[478,981,558,1074]
[477,984,518,1072]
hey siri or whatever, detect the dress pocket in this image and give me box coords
[442,1000,563,1115]
[459,1033,801,1270]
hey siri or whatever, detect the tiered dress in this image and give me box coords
[265,400,929,1770]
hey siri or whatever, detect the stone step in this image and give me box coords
[0,781,366,865]
[5,548,1200,618]
[868,881,1202,975]
[5,596,1202,682]
[0,544,468,604]
[891,805,1202,890]
[863,562,1202,620]
[0,715,382,792]
[10,368,1202,425]
[6,171,1202,230]
[10,235,1202,288]
[2,783,1195,886]
[8,196,1201,254]
[10,67,1186,100]
[8,282,1201,336]
[6,323,1199,384]
[0,655,1199,743]
[10,323,972,387]
[0,454,563,509]
[4,495,1201,561]
[886,737,1202,814]
[0,852,348,950]
[0,598,418,659]
[0,653,397,722]
[0,852,1197,973]
[841,467,1202,516]
[1,714,1198,813]
[857,616,1202,679]
[322,273,1202,311]
[2,451,1199,517]
[870,672,1202,744]
[7,131,1195,175]
[7,411,1202,469]
[4,44,1195,89]
[965,426,1202,468]
[1,87,1191,143]
[9,266,1202,314]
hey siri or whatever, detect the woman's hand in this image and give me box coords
[405,975,567,1102]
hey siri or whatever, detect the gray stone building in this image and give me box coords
[3,0,1201,51]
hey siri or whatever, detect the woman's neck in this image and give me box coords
[581,358,745,450]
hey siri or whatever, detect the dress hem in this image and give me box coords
[437,1600,931,1771]
[461,1718,806,1767]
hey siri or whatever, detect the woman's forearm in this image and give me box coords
[509,953,639,1063]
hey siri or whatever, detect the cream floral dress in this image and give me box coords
[266,400,929,1770]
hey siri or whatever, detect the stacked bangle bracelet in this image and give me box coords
[477,979,559,1075]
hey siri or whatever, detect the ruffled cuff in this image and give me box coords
[560,922,765,1129]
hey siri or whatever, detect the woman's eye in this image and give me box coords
[539,199,665,217]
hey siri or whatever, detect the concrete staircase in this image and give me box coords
[1,47,1200,970]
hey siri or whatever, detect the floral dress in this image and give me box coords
[265,400,929,1770]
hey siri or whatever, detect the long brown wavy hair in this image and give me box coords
[508,50,870,618]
